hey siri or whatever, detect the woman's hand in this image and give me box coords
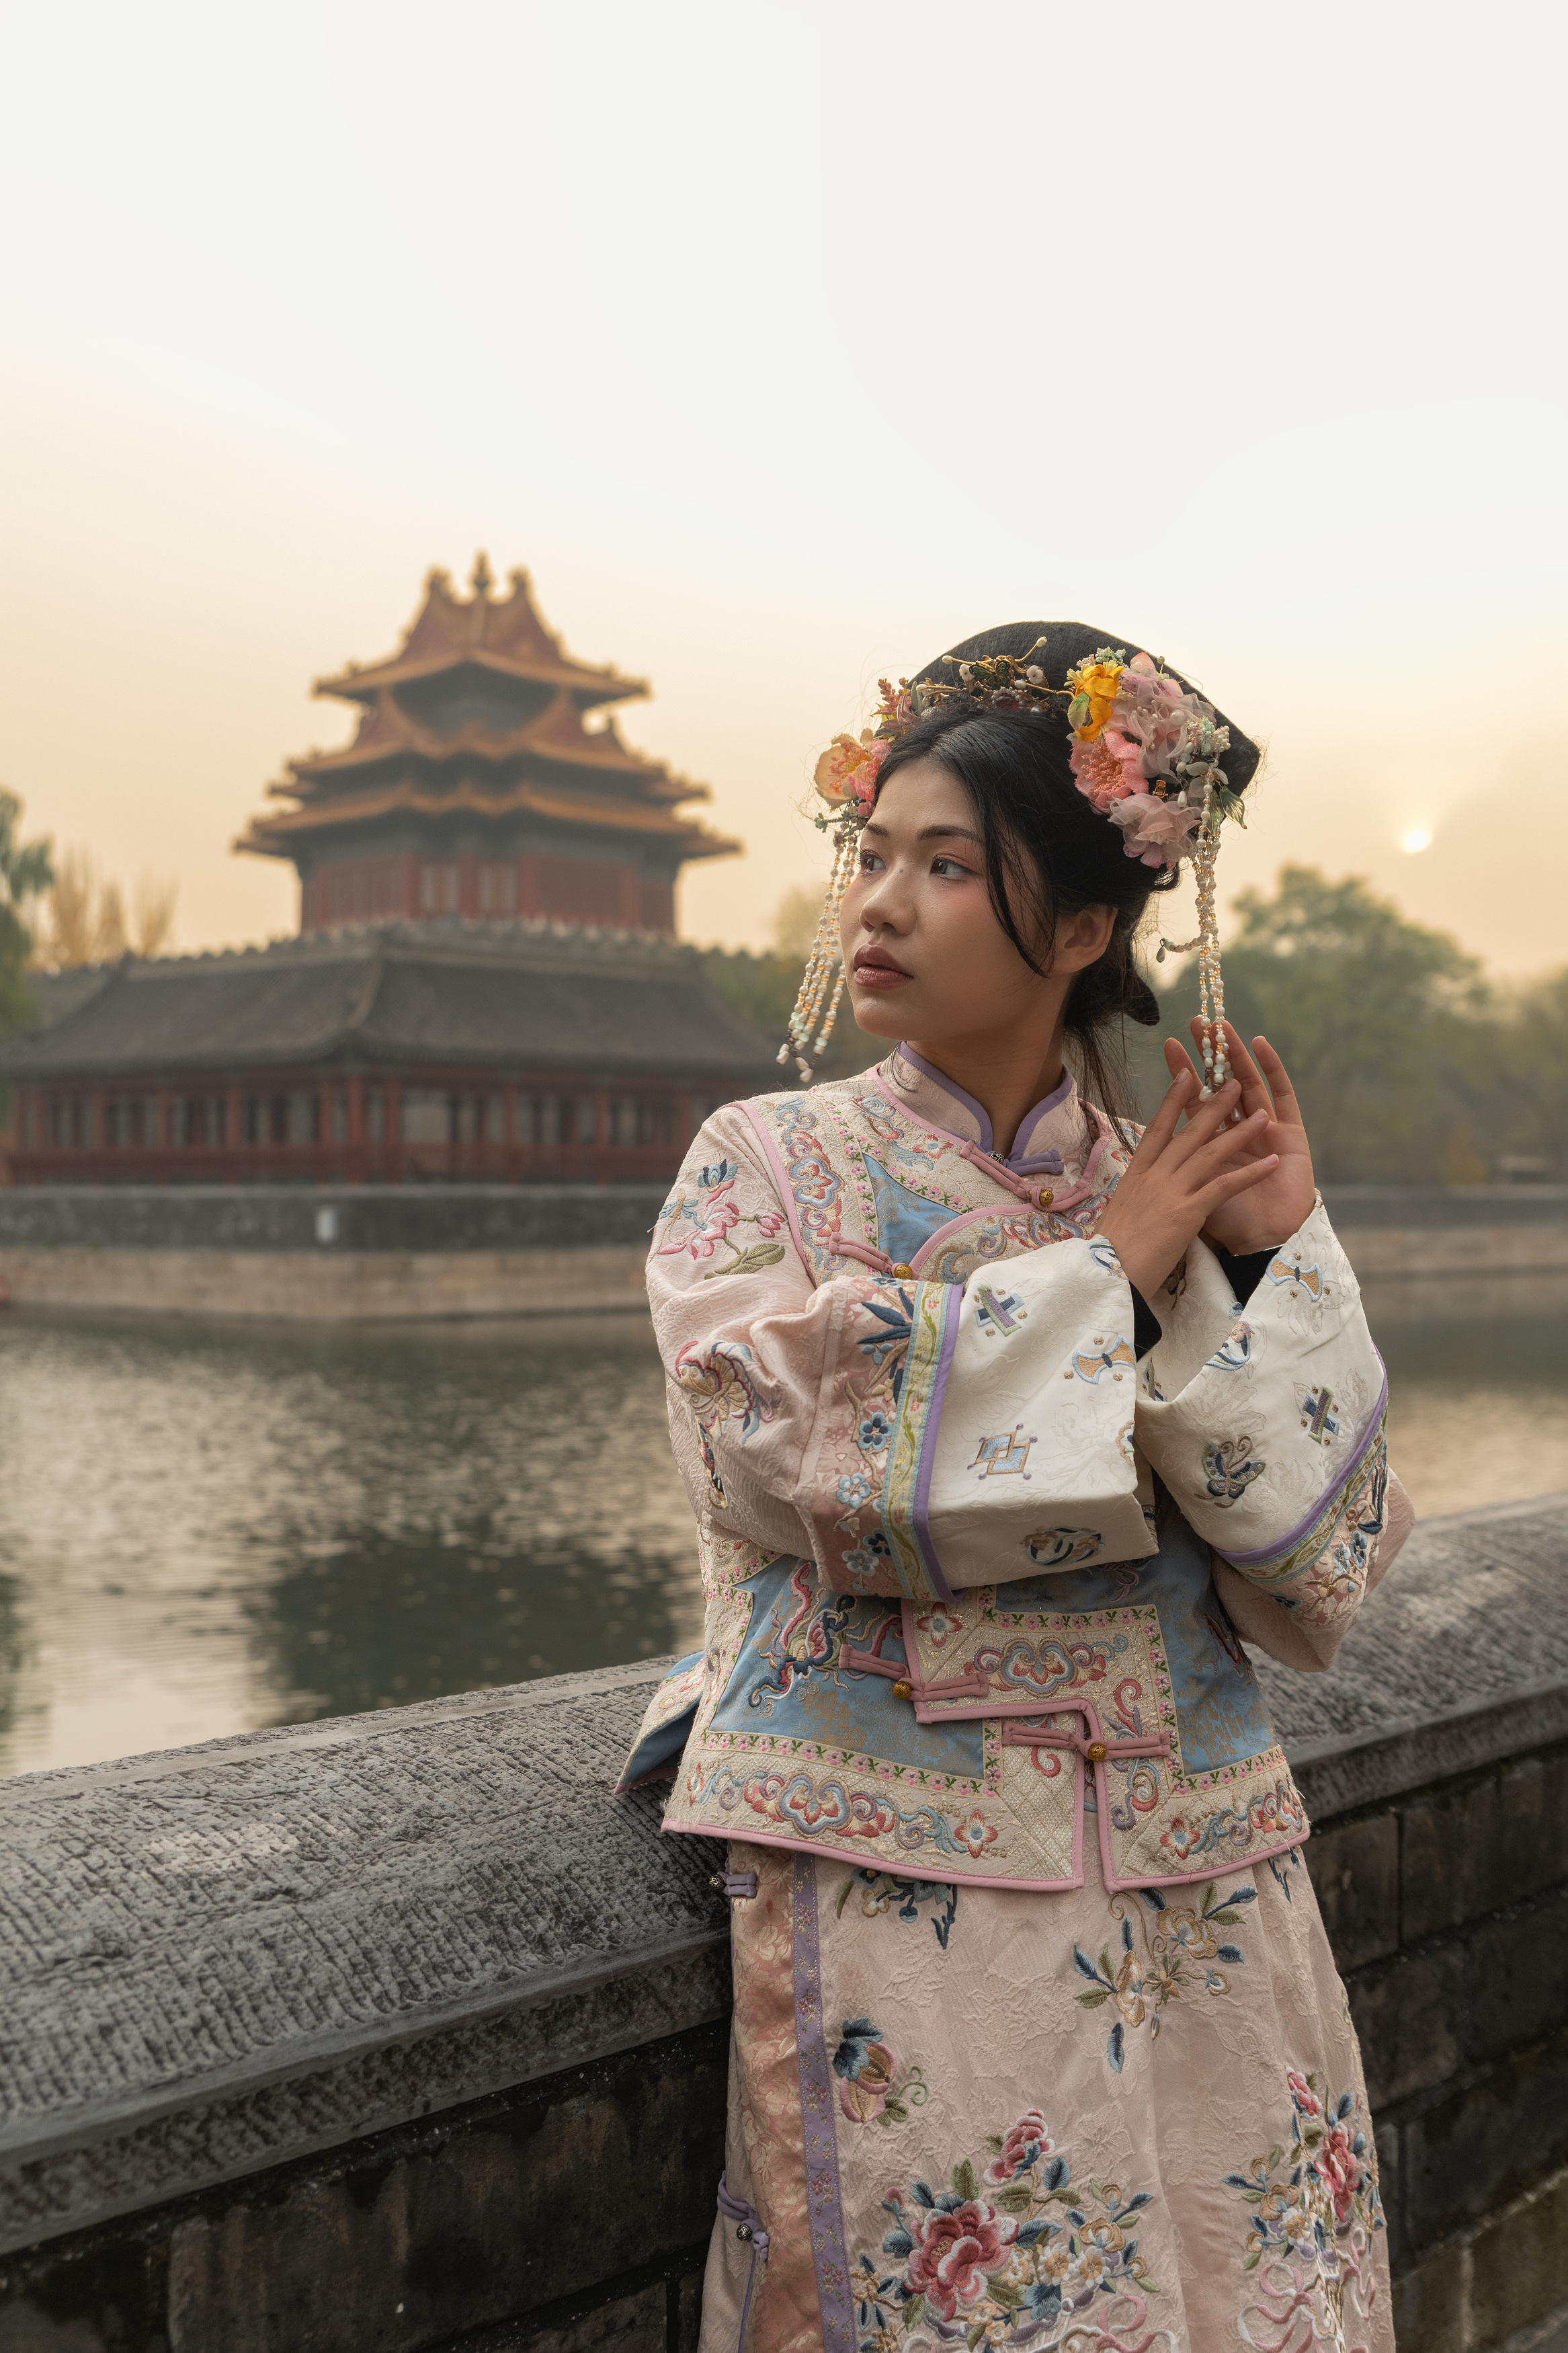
[1095,1067,1279,1300]
[1165,1023,1317,1255]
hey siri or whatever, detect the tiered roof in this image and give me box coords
[0,922,775,1080]
[235,557,736,868]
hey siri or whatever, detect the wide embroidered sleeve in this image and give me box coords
[648,1109,936,1594]
[1132,1197,1396,1665]
[871,1240,1157,1601]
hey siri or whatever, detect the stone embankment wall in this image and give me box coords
[0,1495,1565,2353]
[1,1183,1565,1321]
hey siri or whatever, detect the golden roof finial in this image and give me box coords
[470,551,494,598]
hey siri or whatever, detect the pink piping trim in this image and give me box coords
[957,1140,1053,1206]
[997,1720,1169,1761]
[827,1235,897,1273]
[660,1812,1310,1896]
[839,1644,990,1703]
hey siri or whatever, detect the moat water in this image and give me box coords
[3,1280,1566,1776]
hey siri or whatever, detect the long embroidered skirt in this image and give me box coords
[698,1835,1391,2353]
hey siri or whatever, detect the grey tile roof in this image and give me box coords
[0,922,777,1082]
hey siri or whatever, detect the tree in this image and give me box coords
[1164,865,1487,1182]
[1497,967,1568,1176]
[35,848,177,965]
[0,791,54,1035]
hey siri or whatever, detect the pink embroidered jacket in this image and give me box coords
[620,1048,1412,1893]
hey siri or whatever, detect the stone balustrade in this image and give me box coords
[1,1494,1565,2352]
[1,1183,1565,1321]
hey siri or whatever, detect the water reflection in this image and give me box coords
[0,1311,702,1775]
[1,1273,1564,1776]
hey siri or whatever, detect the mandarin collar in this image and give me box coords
[880,1044,1087,1174]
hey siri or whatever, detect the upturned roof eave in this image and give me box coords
[284,719,690,791]
[232,785,739,860]
[313,649,648,708]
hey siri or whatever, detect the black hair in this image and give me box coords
[874,620,1259,1130]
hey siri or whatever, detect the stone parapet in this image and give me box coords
[0,1494,1565,2350]
[0,1184,669,1254]
[0,1243,652,1319]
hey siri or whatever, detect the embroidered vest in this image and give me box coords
[622,1056,1385,1893]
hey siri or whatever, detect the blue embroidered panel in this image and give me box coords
[863,1158,961,1267]
[710,1560,984,1776]
[984,1514,1274,1773]
[618,1650,706,1785]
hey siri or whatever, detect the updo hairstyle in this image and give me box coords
[872,621,1259,1125]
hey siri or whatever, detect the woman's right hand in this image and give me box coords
[1094,1067,1278,1301]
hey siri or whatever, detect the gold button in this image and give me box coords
[1085,1741,1108,1762]
[891,1263,915,1279]
[893,1680,913,1701]
[1038,1188,1054,1208]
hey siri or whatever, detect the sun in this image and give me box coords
[1399,825,1434,854]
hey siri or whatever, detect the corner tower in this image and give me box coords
[236,555,737,934]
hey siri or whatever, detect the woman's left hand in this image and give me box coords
[1164,1023,1316,1252]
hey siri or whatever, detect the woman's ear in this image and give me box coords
[1052,904,1117,974]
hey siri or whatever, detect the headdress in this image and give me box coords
[781,621,1259,1098]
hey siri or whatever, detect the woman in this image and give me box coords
[621,623,1412,2353]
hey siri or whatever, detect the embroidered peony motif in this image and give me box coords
[1071,1876,1256,2071]
[1226,2069,1383,2348]
[673,1339,776,1443]
[856,2121,1163,2346]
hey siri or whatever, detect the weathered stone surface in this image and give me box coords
[1,1246,654,1322]
[1402,1751,1568,1943]
[1403,2027,1568,2248]
[0,1668,727,2252]
[1350,1944,1467,2111]
[0,1490,1563,2293]
[436,2286,671,2353]
[1305,1811,1401,1968]
[0,1186,669,1255]
[1391,2238,1467,2353]
[162,2036,723,2353]
[1464,1888,1568,2067]
[0,2030,724,2353]
[1469,2165,1568,2350]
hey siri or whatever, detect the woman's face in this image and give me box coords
[839,755,1113,1051]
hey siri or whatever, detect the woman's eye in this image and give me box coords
[859,850,884,873]
[931,856,970,879]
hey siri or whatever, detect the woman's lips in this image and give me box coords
[852,949,912,991]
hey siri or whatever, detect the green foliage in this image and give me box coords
[0,792,54,1037]
[699,944,881,1082]
[1149,865,1567,1183]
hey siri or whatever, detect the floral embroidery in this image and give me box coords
[858,1411,894,1452]
[844,1529,895,1585]
[690,1760,993,1860]
[1071,1876,1255,2071]
[855,2116,1163,2347]
[1225,2069,1383,2349]
[913,1602,963,1649]
[657,1166,789,1279]
[838,1472,875,1507]
[673,1339,776,1443]
[832,2018,929,2124]
[836,1868,959,1949]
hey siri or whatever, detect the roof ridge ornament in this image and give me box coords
[470,551,494,598]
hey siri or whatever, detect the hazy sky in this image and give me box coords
[3,1,1563,975]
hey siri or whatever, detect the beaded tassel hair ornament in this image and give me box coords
[780,635,1249,1096]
